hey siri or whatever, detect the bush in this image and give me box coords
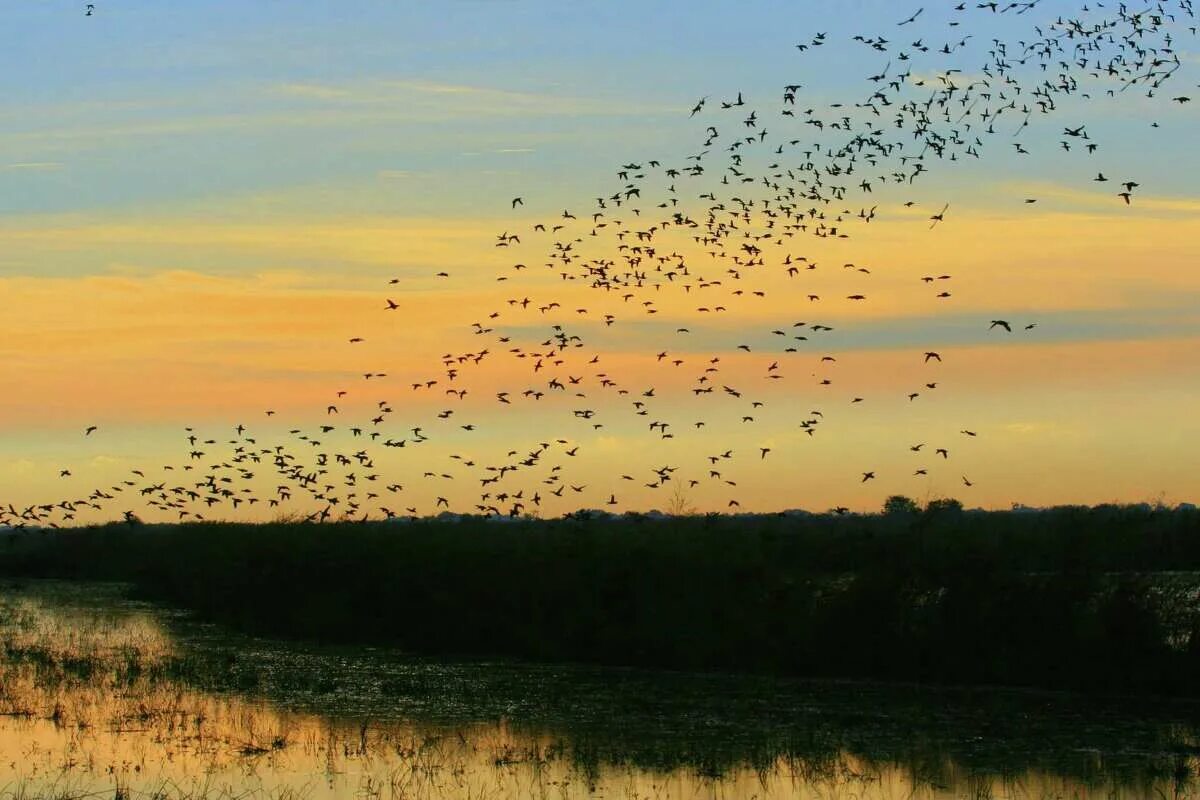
[925,497,963,515]
[883,495,920,516]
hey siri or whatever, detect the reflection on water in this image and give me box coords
[1,581,1199,799]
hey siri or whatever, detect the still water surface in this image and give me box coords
[1,580,1198,799]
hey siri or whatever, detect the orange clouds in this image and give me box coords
[1,195,1198,516]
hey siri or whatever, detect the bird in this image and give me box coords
[84,426,97,436]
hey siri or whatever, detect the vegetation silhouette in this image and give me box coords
[3,502,1200,696]
[882,495,920,517]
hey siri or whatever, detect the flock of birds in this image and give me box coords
[2,0,1194,528]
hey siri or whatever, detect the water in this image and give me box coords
[1,580,1198,799]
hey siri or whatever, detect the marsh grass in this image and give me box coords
[3,504,1200,694]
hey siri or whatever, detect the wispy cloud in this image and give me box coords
[2,161,63,171]
[277,78,548,106]
[273,77,672,118]
[0,213,510,278]
[0,78,669,154]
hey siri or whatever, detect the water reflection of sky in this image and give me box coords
[1,580,1198,799]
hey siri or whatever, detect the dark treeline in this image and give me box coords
[3,502,1200,696]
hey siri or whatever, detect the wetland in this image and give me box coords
[2,579,1200,799]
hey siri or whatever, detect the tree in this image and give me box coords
[667,482,696,516]
[882,495,920,516]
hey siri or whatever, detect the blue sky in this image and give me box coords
[7,0,1191,221]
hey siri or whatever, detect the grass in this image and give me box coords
[2,503,1200,695]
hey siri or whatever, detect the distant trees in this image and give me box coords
[883,495,963,517]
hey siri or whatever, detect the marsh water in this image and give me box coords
[1,582,1199,800]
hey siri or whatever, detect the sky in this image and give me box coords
[1,1,1198,522]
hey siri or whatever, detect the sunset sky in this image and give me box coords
[2,1,1198,521]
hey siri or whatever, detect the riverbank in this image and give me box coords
[3,504,1199,696]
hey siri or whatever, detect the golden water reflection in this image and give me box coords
[0,582,1197,799]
